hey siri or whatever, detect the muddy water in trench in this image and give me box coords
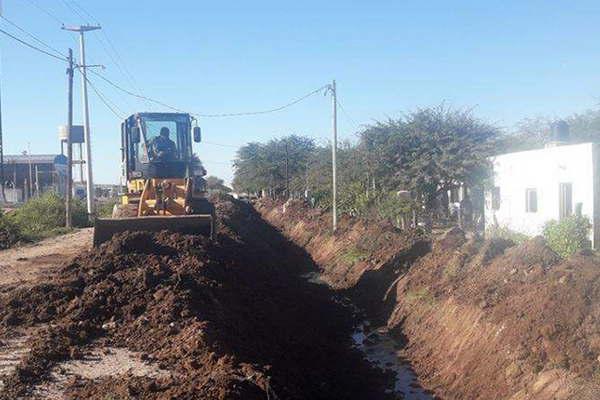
[303,272,433,399]
[352,323,433,399]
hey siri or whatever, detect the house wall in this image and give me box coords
[485,143,595,241]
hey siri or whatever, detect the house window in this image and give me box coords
[525,188,538,213]
[559,182,573,220]
[491,187,501,210]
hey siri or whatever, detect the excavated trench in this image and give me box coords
[304,271,434,399]
[0,196,408,399]
[258,199,600,400]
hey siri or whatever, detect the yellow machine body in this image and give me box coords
[92,112,213,247]
[94,177,213,247]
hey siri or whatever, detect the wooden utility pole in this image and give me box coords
[330,80,338,232]
[65,48,74,228]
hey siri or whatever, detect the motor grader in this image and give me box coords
[93,112,214,247]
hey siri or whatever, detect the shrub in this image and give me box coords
[0,210,22,249]
[9,192,90,240]
[96,199,119,219]
[542,215,592,258]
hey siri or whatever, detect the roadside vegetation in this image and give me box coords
[543,215,592,258]
[0,192,90,248]
[486,216,593,258]
[233,105,499,228]
[234,103,600,256]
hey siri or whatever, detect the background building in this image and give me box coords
[485,141,600,248]
[1,154,68,203]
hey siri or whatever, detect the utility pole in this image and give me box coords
[65,48,74,228]
[330,80,338,232]
[285,140,289,199]
[63,24,101,219]
[0,66,4,204]
[0,5,4,204]
[27,144,32,198]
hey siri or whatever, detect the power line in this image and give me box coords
[23,0,80,49]
[202,141,239,148]
[67,0,98,24]
[0,15,67,59]
[60,0,89,24]
[88,68,188,112]
[202,159,234,165]
[66,0,147,107]
[335,96,362,132]
[83,72,125,119]
[23,0,65,25]
[86,69,329,119]
[195,85,330,118]
[0,27,66,62]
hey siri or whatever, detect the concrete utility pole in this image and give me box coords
[330,80,338,232]
[65,48,74,228]
[63,24,101,219]
[0,2,4,204]
[285,140,289,199]
[0,64,5,204]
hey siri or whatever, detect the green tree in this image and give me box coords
[385,105,499,215]
[233,135,315,197]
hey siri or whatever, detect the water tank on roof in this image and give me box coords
[550,120,569,143]
[58,125,85,144]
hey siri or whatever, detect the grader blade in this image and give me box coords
[93,215,214,247]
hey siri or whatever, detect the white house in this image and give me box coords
[485,141,600,248]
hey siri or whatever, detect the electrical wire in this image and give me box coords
[83,73,126,119]
[194,85,330,118]
[65,0,143,93]
[88,68,188,113]
[67,0,98,24]
[0,15,67,59]
[60,0,89,24]
[202,141,239,148]
[336,96,362,132]
[87,68,329,119]
[0,27,67,62]
[23,0,65,25]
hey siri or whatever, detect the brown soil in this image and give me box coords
[0,196,392,399]
[0,229,92,289]
[258,199,600,400]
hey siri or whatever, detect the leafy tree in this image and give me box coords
[232,104,500,227]
[384,105,499,215]
[505,109,600,153]
[233,135,315,196]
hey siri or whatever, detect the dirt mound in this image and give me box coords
[390,233,600,399]
[0,197,391,399]
[504,235,561,268]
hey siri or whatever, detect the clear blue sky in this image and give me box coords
[2,0,600,184]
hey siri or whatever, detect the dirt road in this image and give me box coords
[0,229,92,288]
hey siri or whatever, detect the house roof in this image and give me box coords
[3,154,66,164]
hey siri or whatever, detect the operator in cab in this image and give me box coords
[149,127,177,161]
